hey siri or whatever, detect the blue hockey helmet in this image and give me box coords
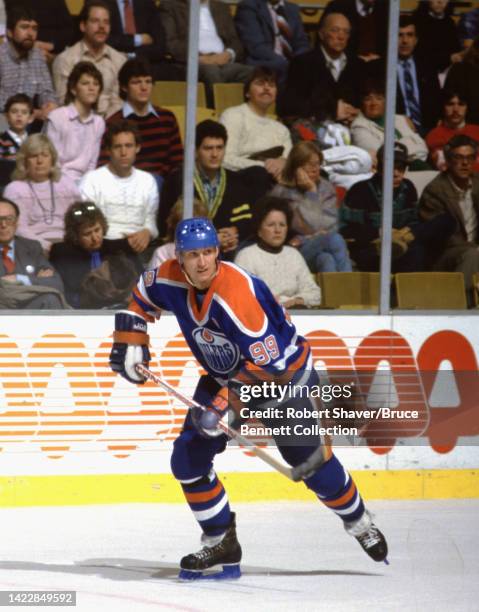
[175,217,219,252]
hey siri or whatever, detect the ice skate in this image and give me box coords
[179,513,242,580]
[344,510,389,563]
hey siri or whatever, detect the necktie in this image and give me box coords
[90,251,102,270]
[402,60,422,131]
[273,4,292,59]
[123,0,136,35]
[2,245,15,274]
[327,60,340,81]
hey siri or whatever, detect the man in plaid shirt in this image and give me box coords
[0,6,57,122]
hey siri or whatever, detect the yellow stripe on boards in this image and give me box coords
[0,470,477,507]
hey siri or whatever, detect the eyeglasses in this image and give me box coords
[72,204,98,217]
[450,154,476,163]
[0,215,17,225]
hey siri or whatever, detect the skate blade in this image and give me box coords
[384,558,390,565]
[178,564,241,581]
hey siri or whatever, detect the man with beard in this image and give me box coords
[0,6,57,123]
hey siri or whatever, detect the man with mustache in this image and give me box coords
[53,0,126,118]
[426,89,479,172]
[0,6,58,124]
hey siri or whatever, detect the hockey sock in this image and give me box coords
[180,470,231,536]
[305,454,365,523]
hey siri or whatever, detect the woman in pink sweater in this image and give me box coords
[45,61,105,184]
[4,134,80,252]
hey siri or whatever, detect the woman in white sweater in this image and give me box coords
[220,67,292,181]
[235,196,321,309]
[351,79,429,170]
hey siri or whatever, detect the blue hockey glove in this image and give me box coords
[109,311,150,384]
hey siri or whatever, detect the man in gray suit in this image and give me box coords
[159,0,253,107]
[419,134,479,302]
[0,197,65,309]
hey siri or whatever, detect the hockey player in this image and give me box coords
[109,217,388,579]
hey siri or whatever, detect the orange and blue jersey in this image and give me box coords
[131,259,311,384]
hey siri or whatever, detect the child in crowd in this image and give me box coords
[0,94,33,160]
[0,94,33,191]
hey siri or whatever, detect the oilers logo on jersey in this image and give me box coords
[192,327,240,375]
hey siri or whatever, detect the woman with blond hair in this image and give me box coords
[4,134,80,252]
[271,141,351,272]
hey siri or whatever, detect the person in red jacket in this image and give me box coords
[426,89,479,172]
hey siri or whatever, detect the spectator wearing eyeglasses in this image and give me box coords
[3,134,80,253]
[0,196,66,309]
[419,134,479,301]
[49,201,142,308]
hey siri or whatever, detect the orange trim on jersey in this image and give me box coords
[183,481,224,503]
[113,331,149,345]
[188,284,214,322]
[322,437,333,462]
[323,481,357,508]
[127,298,156,323]
[156,259,187,283]
[208,263,266,333]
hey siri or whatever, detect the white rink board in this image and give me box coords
[0,314,477,475]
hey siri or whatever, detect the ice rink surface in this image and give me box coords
[0,500,477,612]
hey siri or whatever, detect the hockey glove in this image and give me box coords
[109,311,151,384]
[191,388,231,438]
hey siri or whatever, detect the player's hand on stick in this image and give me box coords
[110,343,150,384]
[109,312,151,384]
[191,388,231,438]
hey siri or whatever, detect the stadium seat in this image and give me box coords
[65,0,83,15]
[474,272,479,308]
[151,81,207,108]
[394,272,467,309]
[163,106,217,142]
[317,272,380,309]
[213,83,245,116]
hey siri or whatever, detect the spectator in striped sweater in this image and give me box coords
[97,58,183,192]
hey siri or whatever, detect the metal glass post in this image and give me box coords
[182,0,201,219]
[379,0,401,314]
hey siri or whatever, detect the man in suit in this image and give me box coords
[159,0,253,107]
[396,15,441,136]
[0,197,65,308]
[321,0,387,62]
[278,11,361,123]
[419,134,479,302]
[103,0,183,80]
[234,0,310,85]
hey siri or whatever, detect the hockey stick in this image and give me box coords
[135,363,294,481]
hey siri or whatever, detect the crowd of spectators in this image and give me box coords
[0,0,478,309]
